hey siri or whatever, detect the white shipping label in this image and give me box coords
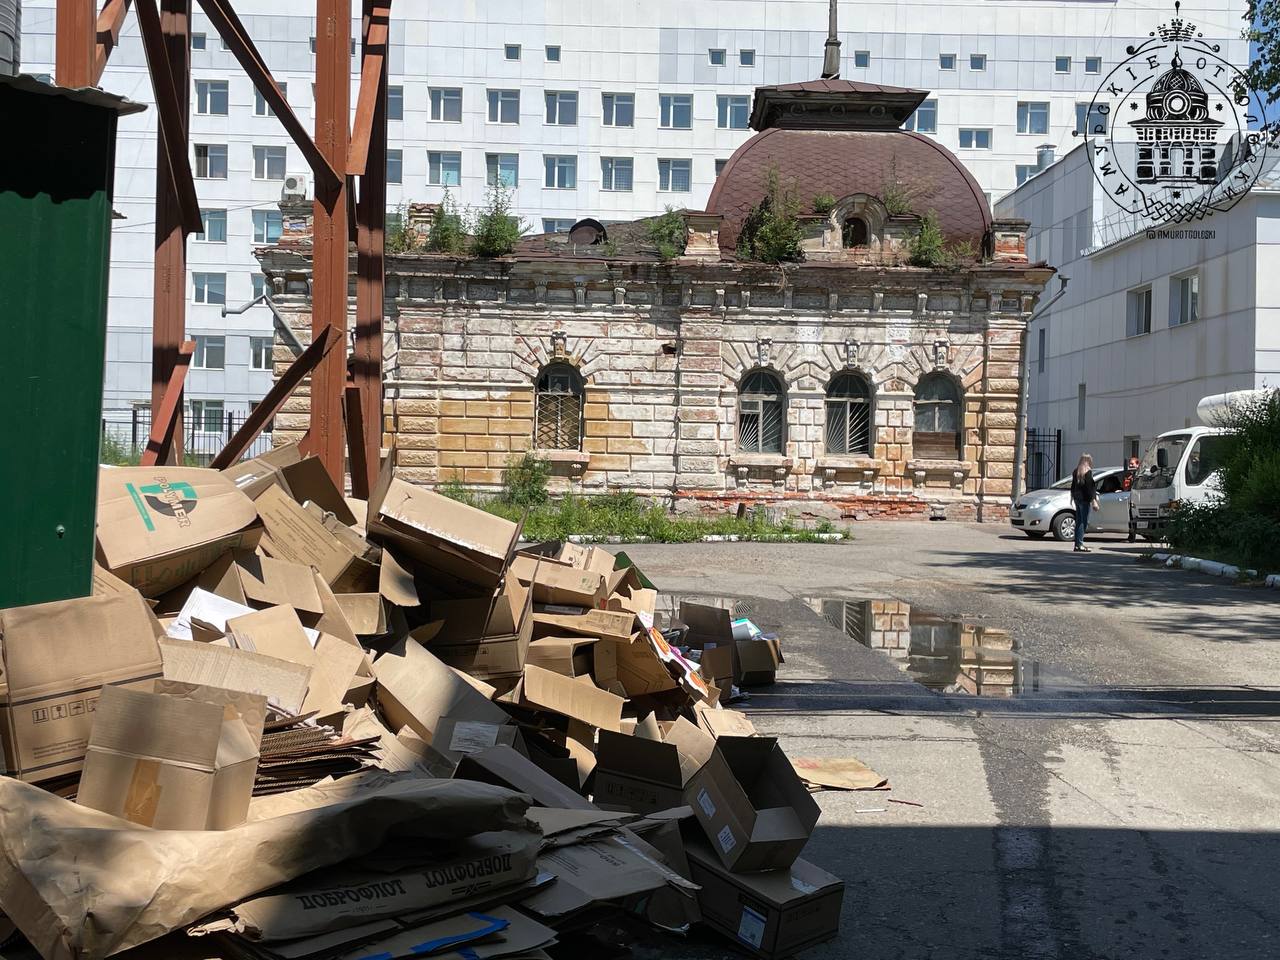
[717,825,736,854]
[736,906,767,948]
[637,610,655,630]
[697,789,716,818]
[449,721,502,754]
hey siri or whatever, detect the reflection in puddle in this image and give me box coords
[805,597,1041,698]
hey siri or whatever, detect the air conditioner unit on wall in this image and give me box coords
[281,173,309,201]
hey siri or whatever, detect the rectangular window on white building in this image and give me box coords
[1016,164,1038,186]
[387,85,403,121]
[542,218,575,234]
[250,336,273,371]
[1085,56,1103,74]
[602,93,634,127]
[903,99,937,133]
[545,91,578,125]
[1017,102,1049,135]
[601,156,633,191]
[716,95,750,129]
[190,399,225,433]
[959,128,991,149]
[1125,435,1142,461]
[545,45,561,62]
[853,50,870,68]
[939,53,956,70]
[386,149,403,184]
[1055,56,1072,73]
[969,53,987,71]
[715,158,729,176]
[1037,327,1046,373]
[191,333,226,367]
[252,274,267,299]
[194,143,228,178]
[192,275,226,306]
[658,158,692,192]
[659,94,693,129]
[544,155,577,189]
[431,87,463,122]
[1170,273,1200,326]
[1075,102,1108,135]
[195,208,227,243]
[428,151,461,186]
[195,79,228,115]
[740,49,755,66]
[252,209,282,243]
[708,48,726,66]
[253,145,286,180]
[191,32,206,50]
[1077,384,1086,431]
[1126,286,1153,337]
[504,43,521,60]
[486,89,519,124]
[254,82,287,117]
[486,153,519,187]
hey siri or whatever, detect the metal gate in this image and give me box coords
[1024,428,1062,492]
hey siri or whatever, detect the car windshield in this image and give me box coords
[1134,433,1191,490]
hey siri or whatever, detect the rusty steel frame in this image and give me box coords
[210,325,342,469]
[139,340,195,466]
[343,384,371,499]
[58,0,386,486]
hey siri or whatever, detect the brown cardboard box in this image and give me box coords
[0,591,163,782]
[221,442,303,500]
[159,637,312,716]
[367,463,518,593]
[454,743,597,810]
[432,715,525,763]
[685,840,844,959]
[593,717,716,814]
[254,485,379,593]
[277,454,358,526]
[735,638,780,686]
[686,736,821,873]
[198,551,325,617]
[430,578,535,682]
[95,467,261,597]
[372,637,508,744]
[510,554,608,608]
[526,636,596,677]
[519,665,624,733]
[77,685,259,830]
[681,601,740,687]
[694,702,760,739]
[334,593,387,636]
[532,609,635,643]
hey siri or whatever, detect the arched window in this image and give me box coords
[912,373,962,459]
[738,370,785,453]
[842,216,869,248]
[825,373,873,455]
[534,363,584,450]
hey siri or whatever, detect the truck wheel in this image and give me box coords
[1051,511,1076,542]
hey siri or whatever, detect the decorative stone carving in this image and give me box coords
[933,339,948,369]
[757,337,773,367]
[844,339,860,368]
[614,286,626,305]
[551,330,567,358]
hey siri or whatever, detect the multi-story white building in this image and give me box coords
[18,0,1249,435]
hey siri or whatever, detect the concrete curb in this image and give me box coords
[1148,552,1262,583]
[561,532,847,545]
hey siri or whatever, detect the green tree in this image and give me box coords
[1243,1,1280,135]
[425,188,466,254]
[469,183,526,258]
[908,210,946,267]
[736,167,803,263]
[646,206,687,260]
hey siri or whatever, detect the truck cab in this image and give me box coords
[1130,427,1230,537]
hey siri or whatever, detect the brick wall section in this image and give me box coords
[261,254,1048,522]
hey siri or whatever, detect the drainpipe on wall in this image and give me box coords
[1011,275,1069,503]
[669,324,684,510]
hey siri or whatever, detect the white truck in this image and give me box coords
[1129,390,1253,538]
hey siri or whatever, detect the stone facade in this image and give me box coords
[262,232,1050,522]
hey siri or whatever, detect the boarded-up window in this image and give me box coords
[826,373,873,455]
[535,363,584,450]
[913,374,961,459]
[738,370,785,454]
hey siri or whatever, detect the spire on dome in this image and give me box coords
[821,0,841,79]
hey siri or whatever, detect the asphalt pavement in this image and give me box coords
[622,522,1280,960]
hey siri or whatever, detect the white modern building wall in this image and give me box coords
[995,145,1280,476]
[18,0,1250,420]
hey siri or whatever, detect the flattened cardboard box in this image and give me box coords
[685,839,844,960]
[525,636,596,678]
[593,718,715,815]
[454,743,597,810]
[96,467,261,597]
[372,637,508,744]
[686,736,821,873]
[519,664,624,733]
[510,554,607,608]
[254,485,379,593]
[221,442,303,500]
[431,578,535,682]
[0,590,163,782]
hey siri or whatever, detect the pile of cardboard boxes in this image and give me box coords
[0,444,843,960]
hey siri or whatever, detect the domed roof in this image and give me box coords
[1151,63,1204,96]
[706,127,992,255]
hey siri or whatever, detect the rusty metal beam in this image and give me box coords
[352,0,388,498]
[344,385,372,499]
[147,0,192,463]
[347,0,391,176]
[134,0,202,236]
[210,325,342,469]
[310,0,353,487]
[140,341,195,466]
[92,0,132,84]
[56,0,96,87]
[194,0,342,195]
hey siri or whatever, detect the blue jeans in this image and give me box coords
[1074,499,1091,547]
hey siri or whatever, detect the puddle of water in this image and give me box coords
[802,596,1043,699]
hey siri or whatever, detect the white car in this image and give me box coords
[1009,467,1132,541]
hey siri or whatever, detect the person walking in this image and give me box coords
[1070,453,1099,553]
[1124,455,1140,543]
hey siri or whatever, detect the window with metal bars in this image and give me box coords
[912,373,962,459]
[534,363,584,450]
[737,370,786,454]
[825,373,873,455]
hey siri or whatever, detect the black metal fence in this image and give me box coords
[101,407,274,466]
[1025,427,1062,492]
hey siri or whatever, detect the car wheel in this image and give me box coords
[1025,531,1048,539]
[1051,511,1076,542]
